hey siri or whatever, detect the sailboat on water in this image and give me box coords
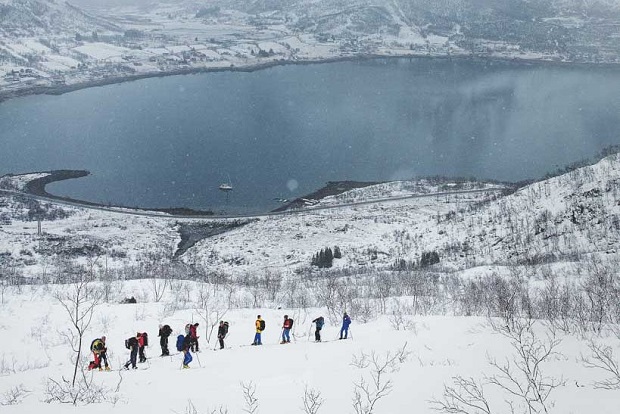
[218,174,233,192]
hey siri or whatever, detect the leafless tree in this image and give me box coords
[54,263,101,387]
[194,284,229,344]
[486,319,564,414]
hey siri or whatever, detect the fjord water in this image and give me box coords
[1,58,620,213]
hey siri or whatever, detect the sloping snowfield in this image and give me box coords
[0,281,618,413]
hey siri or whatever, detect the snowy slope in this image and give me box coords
[0,0,119,36]
[0,281,618,413]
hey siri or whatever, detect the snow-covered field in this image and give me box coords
[0,280,619,413]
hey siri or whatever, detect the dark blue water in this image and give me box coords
[2,58,620,213]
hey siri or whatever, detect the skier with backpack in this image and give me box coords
[158,324,173,356]
[176,332,193,368]
[88,336,109,371]
[137,332,148,362]
[281,315,294,344]
[124,335,140,370]
[217,321,229,350]
[312,316,325,342]
[339,312,352,339]
[252,315,265,345]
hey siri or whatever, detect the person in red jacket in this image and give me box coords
[137,332,147,363]
[189,323,200,352]
[281,315,294,344]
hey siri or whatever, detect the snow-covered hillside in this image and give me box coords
[3,154,620,279]
[1,155,620,413]
[2,0,620,102]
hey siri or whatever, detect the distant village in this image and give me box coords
[1,1,620,99]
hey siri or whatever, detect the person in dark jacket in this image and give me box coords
[312,316,325,342]
[339,312,351,339]
[124,335,139,369]
[159,324,172,356]
[217,321,229,350]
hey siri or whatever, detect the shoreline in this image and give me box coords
[20,170,216,216]
[2,51,620,104]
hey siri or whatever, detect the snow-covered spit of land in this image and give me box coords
[1,154,620,412]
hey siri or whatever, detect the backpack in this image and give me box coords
[316,317,324,329]
[91,339,104,352]
[141,332,149,347]
[125,336,138,349]
[162,324,172,336]
[288,318,294,329]
[259,319,266,331]
[176,334,185,352]
[223,322,229,335]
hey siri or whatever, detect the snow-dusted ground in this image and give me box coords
[0,280,618,413]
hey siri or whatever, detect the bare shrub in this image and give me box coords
[581,340,620,389]
[1,384,30,406]
[351,343,409,414]
[241,381,259,414]
[432,320,564,414]
[184,400,229,414]
[430,376,491,414]
[301,386,324,414]
[44,370,121,405]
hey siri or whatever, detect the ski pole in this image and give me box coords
[307,323,313,341]
[194,351,202,368]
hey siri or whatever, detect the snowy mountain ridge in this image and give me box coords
[0,0,119,35]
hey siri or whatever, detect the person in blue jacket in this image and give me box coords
[182,334,193,368]
[339,312,351,339]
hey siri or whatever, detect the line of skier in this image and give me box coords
[88,312,352,370]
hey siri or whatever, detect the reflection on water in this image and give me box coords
[1,58,620,213]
